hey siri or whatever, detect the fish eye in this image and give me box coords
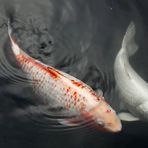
[97,121,105,127]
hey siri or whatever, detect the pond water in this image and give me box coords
[0,0,148,148]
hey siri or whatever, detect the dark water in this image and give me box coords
[0,0,148,147]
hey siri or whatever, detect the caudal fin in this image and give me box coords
[122,22,138,56]
[8,21,21,55]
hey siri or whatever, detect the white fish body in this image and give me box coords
[8,24,121,132]
[114,22,148,121]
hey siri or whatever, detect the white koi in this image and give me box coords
[114,22,148,121]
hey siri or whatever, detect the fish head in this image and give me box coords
[88,100,122,132]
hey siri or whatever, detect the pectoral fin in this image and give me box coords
[118,112,139,121]
[58,117,84,127]
[96,89,103,97]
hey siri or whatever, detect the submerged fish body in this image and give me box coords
[114,22,148,121]
[8,24,121,132]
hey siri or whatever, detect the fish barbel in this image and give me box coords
[8,23,121,132]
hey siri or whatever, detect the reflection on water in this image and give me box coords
[0,0,148,147]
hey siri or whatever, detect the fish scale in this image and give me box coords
[16,55,87,112]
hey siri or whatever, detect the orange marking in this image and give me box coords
[106,109,111,113]
[71,80,84,88]
[17,55,60,79]
[97,96,101,101]
[73,91,77,101]
[74,92,76,95]
[74,95,77,101]
[46,67,58,78]
[47,66,63,75]
[66,87,70,93]
[89,89,97,97]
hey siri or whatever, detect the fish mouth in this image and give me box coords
[94,122,122,133]
[109,124,122,133]
[107,119,122,133]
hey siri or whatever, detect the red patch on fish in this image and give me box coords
[66,87,71,93]
[71,80,85,88]
[46,67,59,78]
[73,91,77,101]
[16,54,60,79]
[106,109,111,113]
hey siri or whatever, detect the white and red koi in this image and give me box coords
[8,24,121,132]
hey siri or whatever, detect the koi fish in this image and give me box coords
[114,22,148,121]
[8,23,121,132]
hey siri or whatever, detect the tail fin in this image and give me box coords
[122,22,138,57]
[8,21,21,55]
